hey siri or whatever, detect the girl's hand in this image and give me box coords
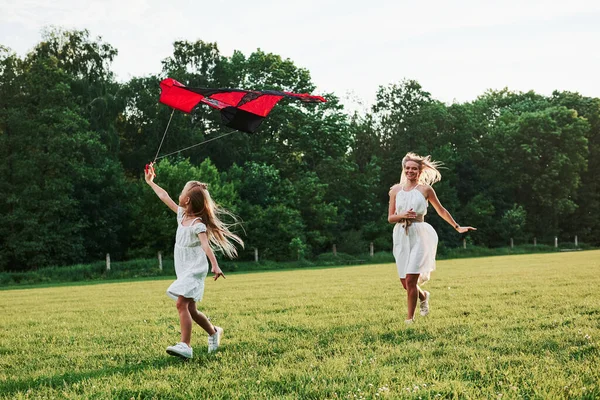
[144,162,156,184]
[398,208,417,219]
[212,266,226,281]
[456,226,477,233]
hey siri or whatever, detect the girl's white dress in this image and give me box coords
[166,207,209,302]
[392,186,438,284]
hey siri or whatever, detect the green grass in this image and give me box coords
[1,251,599,399]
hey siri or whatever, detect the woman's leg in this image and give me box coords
[416,285,426,302]
[405,274,421,320]
[401,278,426,300]
[188,302,217,335]
[400,278,407,290]
[176,296,193,345]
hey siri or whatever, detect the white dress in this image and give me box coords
[166,207,209,302]
[392,186,438,284]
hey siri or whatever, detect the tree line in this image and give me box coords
[1,29,598,271]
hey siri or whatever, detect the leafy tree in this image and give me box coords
[498,204,528,244]
[226,162,305,260]
[0,45,128,269]
[33,28,122,152]
[483,106,588,238]
[551,91,600,245]
[289,237,307,260]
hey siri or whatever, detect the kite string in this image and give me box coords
[153,109,175,163]
[154,129,238,160]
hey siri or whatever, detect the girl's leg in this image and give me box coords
[405,274,421,320]
[176,296,193,345]
[188,302,217,335]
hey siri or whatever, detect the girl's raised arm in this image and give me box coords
[145,163,178,213]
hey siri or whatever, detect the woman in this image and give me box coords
[388,153,475,324]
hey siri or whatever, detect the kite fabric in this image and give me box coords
[159,78,327,133]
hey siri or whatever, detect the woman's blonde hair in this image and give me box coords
[181,181,244,258]
[400,152,442,186]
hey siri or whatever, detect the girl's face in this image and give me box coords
[179,186,191,207]
[404,161,420,181]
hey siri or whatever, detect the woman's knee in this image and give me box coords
[400,278,408,290]
[406,274,420,288]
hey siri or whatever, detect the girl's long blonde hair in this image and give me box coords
[400,152,443,187]
[181,181,244,258]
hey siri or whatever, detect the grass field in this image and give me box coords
[1,251,599,399]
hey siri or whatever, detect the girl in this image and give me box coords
[145,162,243,359]
[388,153,475,324]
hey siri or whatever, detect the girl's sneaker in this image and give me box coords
[208,326,224,353]
[420,291,430,316]
[166,342,193,359]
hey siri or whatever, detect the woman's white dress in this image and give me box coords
[166,207,209,302]
[392,187,438,284]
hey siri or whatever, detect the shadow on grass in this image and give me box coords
[0,353,217,397]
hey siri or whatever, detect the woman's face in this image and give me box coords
[404,161,420,181]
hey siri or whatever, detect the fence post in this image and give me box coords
[370,242,374,257]
[463,238,466,249]
[254,248,259,262]
[533,237,537,247]
[554,237,558,248]
[106,253,111,271]
[575,235,578,247]
[510,238,514,249]
[333,244,337,257]
[158,251,163,271]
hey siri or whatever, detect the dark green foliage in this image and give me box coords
[0,30,129,270]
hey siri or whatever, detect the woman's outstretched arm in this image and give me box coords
[425,185,476,233]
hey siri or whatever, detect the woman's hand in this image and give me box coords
[456,226,477,233]
[398,208,417,219]
[212,265,226,281]
[144,162,156,184]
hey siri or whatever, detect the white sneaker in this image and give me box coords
[166,342,193,359]
[208,326,223,353]
[420,291,430,316]
[405,318,414,325]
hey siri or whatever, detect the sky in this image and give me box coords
[1,0,599,111]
